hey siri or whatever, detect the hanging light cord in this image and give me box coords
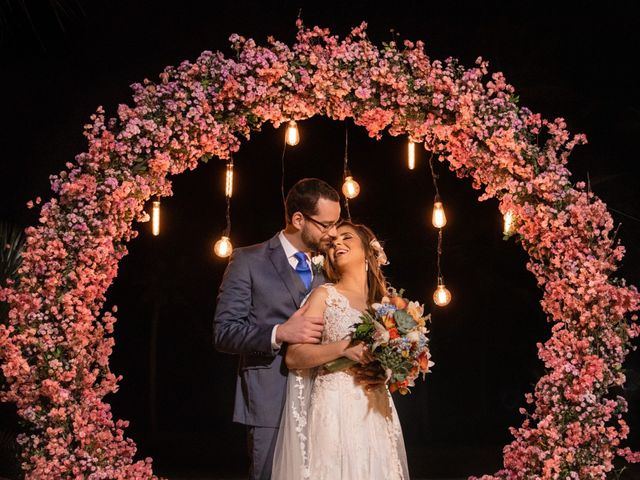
[343,124,352,221]
[225,157,232,237]
[281,139,288,209]
[428,151,441,201]
[437,228,444,282]
[225,194,232,237]
[428,151,444,283]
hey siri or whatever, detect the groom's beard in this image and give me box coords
[301,226,321,251]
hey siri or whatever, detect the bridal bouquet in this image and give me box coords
[325,288,434,394]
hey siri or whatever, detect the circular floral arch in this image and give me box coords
[1,20,639,479]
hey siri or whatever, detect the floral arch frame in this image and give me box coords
[1,21,639,479]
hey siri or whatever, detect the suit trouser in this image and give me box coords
[247,425,279,480]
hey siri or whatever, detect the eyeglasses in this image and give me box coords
[300,212,342,233]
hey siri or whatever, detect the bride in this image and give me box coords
[272,221,410,479]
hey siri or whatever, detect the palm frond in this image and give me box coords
[0,427,20,479]
[0,221,25,286]
[47,0,86,33]
[0,0,87,49]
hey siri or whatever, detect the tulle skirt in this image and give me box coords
[305,370,409,480]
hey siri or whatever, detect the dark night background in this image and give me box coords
[1,1,639,478]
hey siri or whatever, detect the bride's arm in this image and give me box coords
[285,287,351,369]
[286,288,370,369]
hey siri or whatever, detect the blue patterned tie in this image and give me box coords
[293,252,312,290]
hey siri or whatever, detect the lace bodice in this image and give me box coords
[320,284,362,343]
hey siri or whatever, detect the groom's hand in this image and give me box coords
[276,303,324,344]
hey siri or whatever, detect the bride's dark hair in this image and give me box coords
[324,221,388,306]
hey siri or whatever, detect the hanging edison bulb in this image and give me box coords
[225,159,234,198]
[503,210,514,236]
[432,197,447,229]
[285,120,300,146]
[408,140,416,170]
[214,235,233,258]
[433,279,452,307]
[342,176,360,199]
[152,198,161,236]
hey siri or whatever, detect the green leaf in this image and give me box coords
[324,357,357,373]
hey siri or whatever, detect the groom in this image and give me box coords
[213,178,341,480]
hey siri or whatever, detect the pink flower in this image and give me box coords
[1,20,638,479]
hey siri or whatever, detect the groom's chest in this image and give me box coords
[251,254,324,309]
[251,256,304,304]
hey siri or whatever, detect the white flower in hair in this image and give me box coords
[369,239,389,266]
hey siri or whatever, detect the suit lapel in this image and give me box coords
[268,234,307,308]
[311,269,326,290]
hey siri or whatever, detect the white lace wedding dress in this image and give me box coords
[272,284,409,480]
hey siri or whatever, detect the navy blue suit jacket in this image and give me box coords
[213,233,324,427]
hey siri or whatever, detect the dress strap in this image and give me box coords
[320,283,338,299]
[320,283,336,293]
[321,283,350,311]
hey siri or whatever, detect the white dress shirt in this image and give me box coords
[271,231,313,349]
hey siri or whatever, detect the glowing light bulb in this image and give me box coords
[285,120,300,146]
[342,176,360,199]
[433,283,452,307]
[152,200,160,236]
[214,236,233,258]
[503,210,514,236]
[225,160,234,198]
[408,141,416,170]
[432,201,447,228]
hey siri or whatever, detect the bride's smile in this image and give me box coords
[329,227,365,268]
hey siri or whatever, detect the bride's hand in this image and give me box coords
[340,339,373,364]
[350,363,387,391]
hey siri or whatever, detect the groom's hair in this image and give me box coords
[285,178,340,223]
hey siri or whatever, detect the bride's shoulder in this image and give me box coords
[305,283,338,307]
[307,284,332,301]
[315,283,348,308]
[315,283,339,298]
[302,285,331,315]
